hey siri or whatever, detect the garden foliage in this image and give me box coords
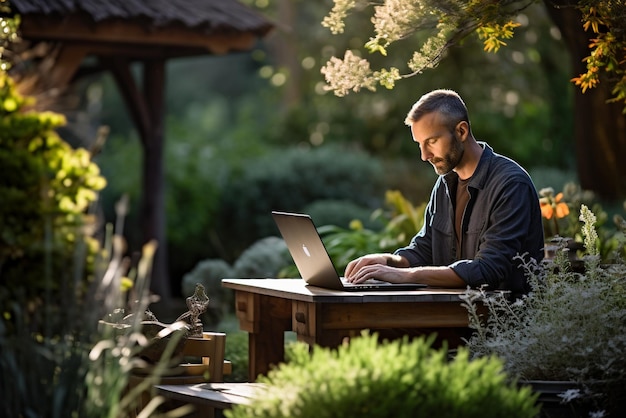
[321,0,626,110]
[0,72,179,417]
[539,183,626,262]
[181,236,292,326]
[216,145,385,258]
[316,189,427,272]
[0,71,134,417]
[226,332,540,418]
[0,73,106,330]
[462,204,626,413]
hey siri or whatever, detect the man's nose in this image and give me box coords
[420,146,431,161]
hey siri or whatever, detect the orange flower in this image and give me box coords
[540,192,570,220]
[540,199,553,219]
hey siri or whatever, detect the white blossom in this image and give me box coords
[320,50,377,97]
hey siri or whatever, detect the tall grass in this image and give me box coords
[0,196,187,417]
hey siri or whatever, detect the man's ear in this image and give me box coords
[456,121,470,140]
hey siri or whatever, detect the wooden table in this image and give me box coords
[222,278,472,382]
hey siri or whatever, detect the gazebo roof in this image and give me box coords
[10,0,274,57]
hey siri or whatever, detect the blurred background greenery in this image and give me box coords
[55,1,581,305]
[4,1,626,416]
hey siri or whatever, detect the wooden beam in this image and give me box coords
[107,57,151,146]
[47,44,90,88]
[9,42,88,105]
[20,14,259,56]
[67,42,213,60]
[140,58,170,299]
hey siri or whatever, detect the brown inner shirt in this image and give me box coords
[455,177,471,259]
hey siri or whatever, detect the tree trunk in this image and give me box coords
[544,1,626,199]
[268,0,301,106]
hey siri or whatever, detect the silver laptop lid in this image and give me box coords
[271,211,344,290]
[272,211,427,292]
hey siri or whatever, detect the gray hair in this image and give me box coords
[404,89,470,132]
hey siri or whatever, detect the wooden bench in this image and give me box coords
[156,382,264,417]
[127,332,232,417]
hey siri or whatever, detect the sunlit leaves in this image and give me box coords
[374,67,401,89]
[569,2,626,110]
[321,0,626,110]
[571,67,599,94]
[477,21,521,53]
[364,36,389,56]
[321,0,530,96]
[1,72,106,266]
[0,0,20,71]
[2,96,16,112]
[228,332,540,418]
[582,6,603,33]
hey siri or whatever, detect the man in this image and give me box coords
[345,89,544,296]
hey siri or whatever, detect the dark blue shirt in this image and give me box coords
[395,142,544,295]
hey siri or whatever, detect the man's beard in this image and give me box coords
[429,133,464,175]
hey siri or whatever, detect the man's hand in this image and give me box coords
[346,264,412,284]
[344,253,409,283]
[345,254,465,288]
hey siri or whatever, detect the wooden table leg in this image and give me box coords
[234,291,291,381]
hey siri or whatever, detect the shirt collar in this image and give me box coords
[442,142,493,190]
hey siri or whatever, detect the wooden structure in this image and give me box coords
[128,331,231,417]
[156,382,264,417]
[222,278,475,381]
[9,0,273,299]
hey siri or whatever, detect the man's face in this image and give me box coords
[410,112,464,175]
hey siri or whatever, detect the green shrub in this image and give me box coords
[0,73,106,333]
[0,72,167,418]
[275,189,427,276]
[1,308,95,417]
[226,332,539,418]
[537,183,626,262]
[318,190,427,272]
[216,146,385,258]
[302,199,382,230]
[224,331,250,383]
[462,205,626,414]
[182,237,292,323]
[232,236,291,278]
[0,196,163,418]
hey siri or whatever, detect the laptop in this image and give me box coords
[271,211,427,291]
